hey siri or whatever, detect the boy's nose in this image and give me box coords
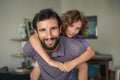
[71,29,76,35]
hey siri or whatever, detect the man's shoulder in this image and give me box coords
[23,41,31,50]
[60,36,81,45]
[23,41,36,57]
[60,36,86,57]
[60,36,86,50]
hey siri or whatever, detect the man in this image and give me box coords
[23,8,86,80]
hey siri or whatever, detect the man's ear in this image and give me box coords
[34,30,38,37]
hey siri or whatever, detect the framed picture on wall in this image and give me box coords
[24,18,34,38]
[84,16,97,39]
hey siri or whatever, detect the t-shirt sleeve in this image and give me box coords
[71,41,87,57]
[23,41,36,57]
[77,41,87,56]
[80,38,89,48]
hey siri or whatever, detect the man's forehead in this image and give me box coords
[37,18,58,28]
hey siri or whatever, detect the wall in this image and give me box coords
[0,0,61,71]
[0,0,120,71]
[61,0,120,68]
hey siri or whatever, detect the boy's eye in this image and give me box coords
[76,27,81,30]
[69,24,74,28]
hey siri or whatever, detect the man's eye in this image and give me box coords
[38,29,45,32]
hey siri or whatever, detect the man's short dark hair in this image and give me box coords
[32,8,61,30]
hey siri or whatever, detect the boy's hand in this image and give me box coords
[49,59,64,70]
[49,59,77,72]
[62,61,77,72]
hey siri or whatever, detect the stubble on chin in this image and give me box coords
[40,37,60,51]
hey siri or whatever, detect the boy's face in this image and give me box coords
[65,20,82,38]
[35,18,60,50]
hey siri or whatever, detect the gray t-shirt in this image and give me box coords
[23,36,86,80]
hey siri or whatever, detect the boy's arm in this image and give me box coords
[63,46,95,72]
[29,34,51,62]
[29,34,64,69]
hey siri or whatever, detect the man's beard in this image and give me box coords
[40,37,60,51]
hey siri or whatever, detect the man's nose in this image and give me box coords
[47,30,52,39]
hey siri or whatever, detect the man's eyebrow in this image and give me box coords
[38,27,46,31]
[52,26,58,28]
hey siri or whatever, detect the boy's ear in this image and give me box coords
[60,26,62,33]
